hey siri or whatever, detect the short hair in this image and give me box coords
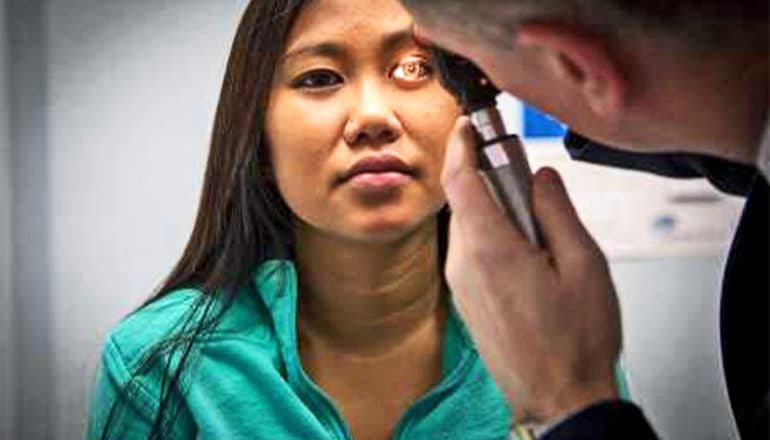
[403,0,768,50]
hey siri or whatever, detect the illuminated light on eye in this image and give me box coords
[392,57,433,83]
[404,62,420,76]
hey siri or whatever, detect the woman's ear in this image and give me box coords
[515,22,628,119]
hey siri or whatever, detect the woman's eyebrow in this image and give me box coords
[282,42,346,63]
[281,27,419,64]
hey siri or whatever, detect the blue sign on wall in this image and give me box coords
[523,105,566,139]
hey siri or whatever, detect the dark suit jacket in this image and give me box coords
[540,133,769,440]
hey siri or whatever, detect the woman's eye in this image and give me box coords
[391,57,434,84]
[291,69,343,90]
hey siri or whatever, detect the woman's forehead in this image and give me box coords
[284,0,414,55]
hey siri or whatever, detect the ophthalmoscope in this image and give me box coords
[433,48,542,245]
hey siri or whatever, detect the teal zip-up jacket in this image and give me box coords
[87,260,628,439]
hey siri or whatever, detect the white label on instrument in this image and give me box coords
[484,144,510,167]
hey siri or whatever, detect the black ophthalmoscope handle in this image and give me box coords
[433,47,542,246]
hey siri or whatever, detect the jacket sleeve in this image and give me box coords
[541,401,659,440]
[85,336,194,440]
[564,131,757,196]
[86,337,160,440]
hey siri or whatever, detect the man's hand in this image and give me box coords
[442,117,622,424]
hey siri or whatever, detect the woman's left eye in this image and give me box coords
[391,57,434,83]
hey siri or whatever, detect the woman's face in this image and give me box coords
[265,0,461,243]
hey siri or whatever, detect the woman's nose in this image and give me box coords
[343,82,402,147]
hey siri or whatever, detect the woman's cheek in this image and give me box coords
[271,97,344,164]
[269,107,342,220]
[404,87,460,131]
[273,158,327,227]
[405,97,460,162]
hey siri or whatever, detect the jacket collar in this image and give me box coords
[251,259,475,379]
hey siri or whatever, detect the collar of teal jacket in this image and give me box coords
[250,260,501,439]
[252,259,474,381]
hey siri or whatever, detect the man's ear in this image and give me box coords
[515,23,628,119]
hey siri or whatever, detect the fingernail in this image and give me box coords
[537,167,563,191]
[457,115,472,131]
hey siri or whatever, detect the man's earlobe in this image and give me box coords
[516,23,627,119]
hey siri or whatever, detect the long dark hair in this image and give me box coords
[98,0,451,438]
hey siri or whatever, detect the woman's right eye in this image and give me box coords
[291,69,344,90]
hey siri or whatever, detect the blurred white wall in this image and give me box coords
[612,257,738,440]
[4,0,741,439]
[45,0,248,438]
[4,0,246,438]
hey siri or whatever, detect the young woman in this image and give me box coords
[87,1,627,439]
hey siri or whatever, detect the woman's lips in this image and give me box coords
[340,154,415,192]
[347,171,412,190]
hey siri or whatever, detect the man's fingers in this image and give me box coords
[441,116,529,252]
[445,211,463,290]
[532,167,601,266]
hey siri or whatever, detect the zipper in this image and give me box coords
[282,283,355,440]
[392,300,476,439]
[273,263,475,440]
[391,351,474,439]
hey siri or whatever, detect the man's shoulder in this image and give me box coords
[541,401,658,440]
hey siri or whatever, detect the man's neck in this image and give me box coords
[626,44,768,164]
[688,51,768,163]
[711,57,769,164]
[687,63,764,163]
[293,219,445,357]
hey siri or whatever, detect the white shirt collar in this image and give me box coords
[758,113,770,182]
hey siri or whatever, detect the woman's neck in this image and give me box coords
[293,218,444,357]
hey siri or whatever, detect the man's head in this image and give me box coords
[405,0,769,163]
[405,0,767,48]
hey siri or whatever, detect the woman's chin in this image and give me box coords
[356,226,415,243]
[343,214,433,244]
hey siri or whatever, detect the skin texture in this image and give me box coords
[406,2,768,425]
[265,1,461,438]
